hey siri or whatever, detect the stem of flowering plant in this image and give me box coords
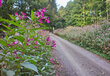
[15,64,20,76]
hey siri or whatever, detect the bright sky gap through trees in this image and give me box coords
[56,0,73,9]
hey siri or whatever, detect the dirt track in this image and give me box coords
[50,34,110,76]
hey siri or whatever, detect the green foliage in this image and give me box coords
[0,10,56,76]
[55,23,110,60]
[54,0,110,28]
[0,0,57,31]
[31,10,35,21]
[21,62,38,73]
[0,39,7,46]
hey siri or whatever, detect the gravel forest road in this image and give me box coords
[50,34,110,76]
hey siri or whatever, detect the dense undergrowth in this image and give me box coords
[55,23,110,60]
[0,8,56,76]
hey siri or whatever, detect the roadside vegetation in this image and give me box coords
[55,23,110,60]
[0,0,110,75]
[54,0,110,28]
[54,0,110,60]
[0,2,56,76]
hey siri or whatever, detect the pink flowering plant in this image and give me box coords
[0,0,2,7]
[0,8,56,76]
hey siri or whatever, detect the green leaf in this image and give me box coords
[9,14,16,20]
[0,52,5,56]
[0,39,7,46]
[15,29,25,33]
[2,24,11,30]
[14,36,24,43]
[5,35,9,41]
[6,70,15,76]
[28,59,37,65]
[0,29,7,33]
[37,22,46,27]
[41,67,45,71]
[2,69,15,76]
[31,10,35,21]
[30,27,49,31]
[21,62,38,73]
[0,18,27,31]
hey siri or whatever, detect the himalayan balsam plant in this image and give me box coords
[0,8,56,76]
[0,0,1,7]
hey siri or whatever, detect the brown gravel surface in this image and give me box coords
[51,34,110,76]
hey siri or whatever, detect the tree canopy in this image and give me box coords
[54,0,110,28]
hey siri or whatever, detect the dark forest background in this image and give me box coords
[0,0,110,29]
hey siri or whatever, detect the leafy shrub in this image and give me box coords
[80,24,110,54]
[0,8,56,76]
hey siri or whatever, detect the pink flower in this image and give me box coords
[45,42,50,45]
[15,40,18,44]
[10,43,14,46]
[23,16,27,19]
[13,42,16,45]
[27,39,31,42]
[12,41,18,45]
[8,25,10,27]
[33,46,36,48]
[50,58,55,64]
[16,57,19,59]
[51,40,56,47]
[41,8,46,12]
[15,33,19,36]
[35,41,38,45]
[22,25,25,27]
[15,12,18,16]
[18,15,22,19]
[43,7,46,12]
[26,43,29,46]
[13,50,17,55]
[41,12,44,17]
[36,46,38,48]
[47,20,50,23]
[45,17,50,23]
[46,37,50,41]
[8,44,10,46]
[0,0,2,7]
[36,12,40,17]
[42,16,45,19]
[39,19,43,23]
[50,58,53,61]
[31,38,34,41]
[52,40,56,44]
[21,12,26,15]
